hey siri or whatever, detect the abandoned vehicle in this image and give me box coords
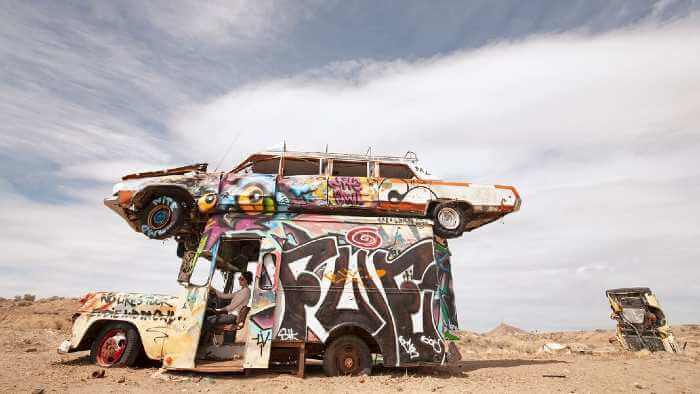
[59,213,461,376]
[105,150,521,248]
[606,287,681,353]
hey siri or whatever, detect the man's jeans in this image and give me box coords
[202,313,237,344]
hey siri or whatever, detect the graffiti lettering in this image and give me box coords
[99,293,175,308]
[255,331,271,356]
[420,335,442,354]
[329,177,362,205]
[376,216,428,226]
[270,221,457,366]
[399,336,419,359]
[88,309,181,324]
[277,327,299,341]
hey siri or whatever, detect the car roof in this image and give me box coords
[231,150,422,173]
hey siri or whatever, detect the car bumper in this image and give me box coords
[104,196,140,232]
[57,339,73,354]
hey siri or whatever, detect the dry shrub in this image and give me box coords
[52,319,65,330]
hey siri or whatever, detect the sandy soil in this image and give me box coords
[1,297,698,393]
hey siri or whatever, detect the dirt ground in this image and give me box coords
[1,297,698,393]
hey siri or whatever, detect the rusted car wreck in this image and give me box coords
[105,151,520,247]
[606,287,681,353]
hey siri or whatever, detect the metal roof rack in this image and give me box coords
[259,149,420,163]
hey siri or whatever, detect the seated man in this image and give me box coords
[202,271,252,342]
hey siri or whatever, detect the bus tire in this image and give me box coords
[323,335,372,376]
[90,322,142,368]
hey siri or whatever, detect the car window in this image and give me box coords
[332,160,368,177]
[251,157,280,174]
[380,163,415,179]
[283,157,320,176]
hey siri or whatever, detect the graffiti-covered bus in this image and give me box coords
[58,213,461,376]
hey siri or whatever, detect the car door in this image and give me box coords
[376,162,431,214]
[219,157,279,214]
[276,157,328,211]
[327,160,378,211]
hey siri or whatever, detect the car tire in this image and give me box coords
[432,201,467,238]
[90,322,142,368]
[138,195,186,239]
[322,335,372,376]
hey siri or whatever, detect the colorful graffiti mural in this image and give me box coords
[204,213,460,366]
[61,212,461,373]
[106,150,521,242]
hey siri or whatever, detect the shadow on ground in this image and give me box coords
[452,359,568,372]
[54,355,568,380]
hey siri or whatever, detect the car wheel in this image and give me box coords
[138,195,186,239]
[432,201,467,238]
[90,323,142,368]
[323,335,372,376]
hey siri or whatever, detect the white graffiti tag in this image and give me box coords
[420,335,442,354]
[398,336,419,359]
[278,327,299,341]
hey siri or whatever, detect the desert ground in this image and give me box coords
[0,297,698,393]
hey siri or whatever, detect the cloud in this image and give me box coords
[169,14,700,330]
[1,5,698,332]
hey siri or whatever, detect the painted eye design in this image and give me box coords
[238,184,266,213]
[197,193,218,213]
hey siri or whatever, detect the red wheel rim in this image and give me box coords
[96,328,128,367]
[336,343,360,374]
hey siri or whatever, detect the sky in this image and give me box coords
[1,0,699,332]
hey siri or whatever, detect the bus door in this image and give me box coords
[243,237,281,368]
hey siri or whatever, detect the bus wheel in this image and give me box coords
[323,335,371,376]
[90,323,142,368]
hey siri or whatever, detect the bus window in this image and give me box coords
[259,253,276,290]
[189,255,214,287]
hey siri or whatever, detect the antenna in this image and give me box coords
[213,130,242,172]
[365,146,372,158]
[325,144,328,154]
[278,140,286,175]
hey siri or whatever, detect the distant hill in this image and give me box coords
[485,323,529,337]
